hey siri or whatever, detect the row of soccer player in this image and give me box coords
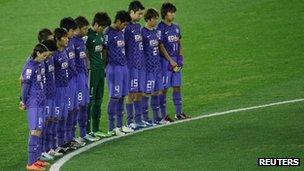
[20,1,190,170]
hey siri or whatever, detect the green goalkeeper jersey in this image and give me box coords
[86,28,105,70]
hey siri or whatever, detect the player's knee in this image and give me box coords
[162,89,168,94]
[126,95,134,104]
[30,129,42,137]
[173,86,181,92]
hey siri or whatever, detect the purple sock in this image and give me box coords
[159,94,167,118]
[65,114,72,143]
[151,95,160,122]
[49,121,54,150]
[142,96,149,121]
[126,103,134,125]
[57,118,65,147]
[173,91,182,115]
[117,98,124,128]
[28,135,39,165]
[78,106,87,138]
[134,100,142,124]
[108,98,118,131]
[72,110,78,139]
[43,123,51,152]
[51,120,57,149]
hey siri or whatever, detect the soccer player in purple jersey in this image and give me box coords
[74,16,90,145]
[142,8,167,125]
[52,28,70,154]
[104,10,134,136]
[60,17,82,149]
[39,39,64,160]
[124,1,150,129]
[157,2,190,121]
[20,43,51,170]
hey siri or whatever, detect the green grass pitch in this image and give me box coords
[0,0,303,170]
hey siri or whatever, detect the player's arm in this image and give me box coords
[159,43,177,67]
[102,45,108,66]
[20,69,32,110]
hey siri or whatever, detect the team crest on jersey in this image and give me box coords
[82,36,88,44]
[69,52,75,59]
[61,62,68,69]
[48,65,54,72]
[41,68,45,75]
[149,39,159,46]
[25,69,32,79]
[117,40,125,47]
[80,51,86,58]
[37,74,41,81]
[168,35,179,42]
[95,45,103,52]
[134,34,142,42]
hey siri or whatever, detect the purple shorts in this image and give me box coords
[128,68,146,93]
[68,76,78,111]
[27,107,44,130]
[106,65,129,98]
[161,59,181,88]
[45,99,55,119]
[77,73,90,106]
[145,72,164,94]
[55,87,69,118]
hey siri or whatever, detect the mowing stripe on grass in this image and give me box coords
[50,98,304,171]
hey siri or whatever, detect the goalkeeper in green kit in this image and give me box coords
[85,12,112,140]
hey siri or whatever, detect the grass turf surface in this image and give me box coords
[0,0,303,170]
[61,103,304,171]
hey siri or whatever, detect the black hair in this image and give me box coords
[41,40,57,52]
[60,17,77,31]
[38,28,53,43]
[53,28,67,43]
[114,10,131,23]
[128,0,145,12]
[144,8,159,22]
[160,2,177,19]
[92,12,111,27]
[32,43,49,59]
[75,16,89,28]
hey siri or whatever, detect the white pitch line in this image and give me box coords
[50,98,304,171]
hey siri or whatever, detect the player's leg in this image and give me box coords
[92,69,108,138]
[117,66,133,134]
[106,65,120,135]
[172,72,190,120]
[126,68,135,126]
[126,94,134,125]
[26,107,49,170]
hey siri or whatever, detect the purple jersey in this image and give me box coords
[44,56,56,99]
[66,38,77,79]
[74,36,87,74]
[124,22,145,69]
[53,50,69,87]
[104,27,127,66]
[142,27,161,73]
[21,57,46,107]
[157,21,181,60]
